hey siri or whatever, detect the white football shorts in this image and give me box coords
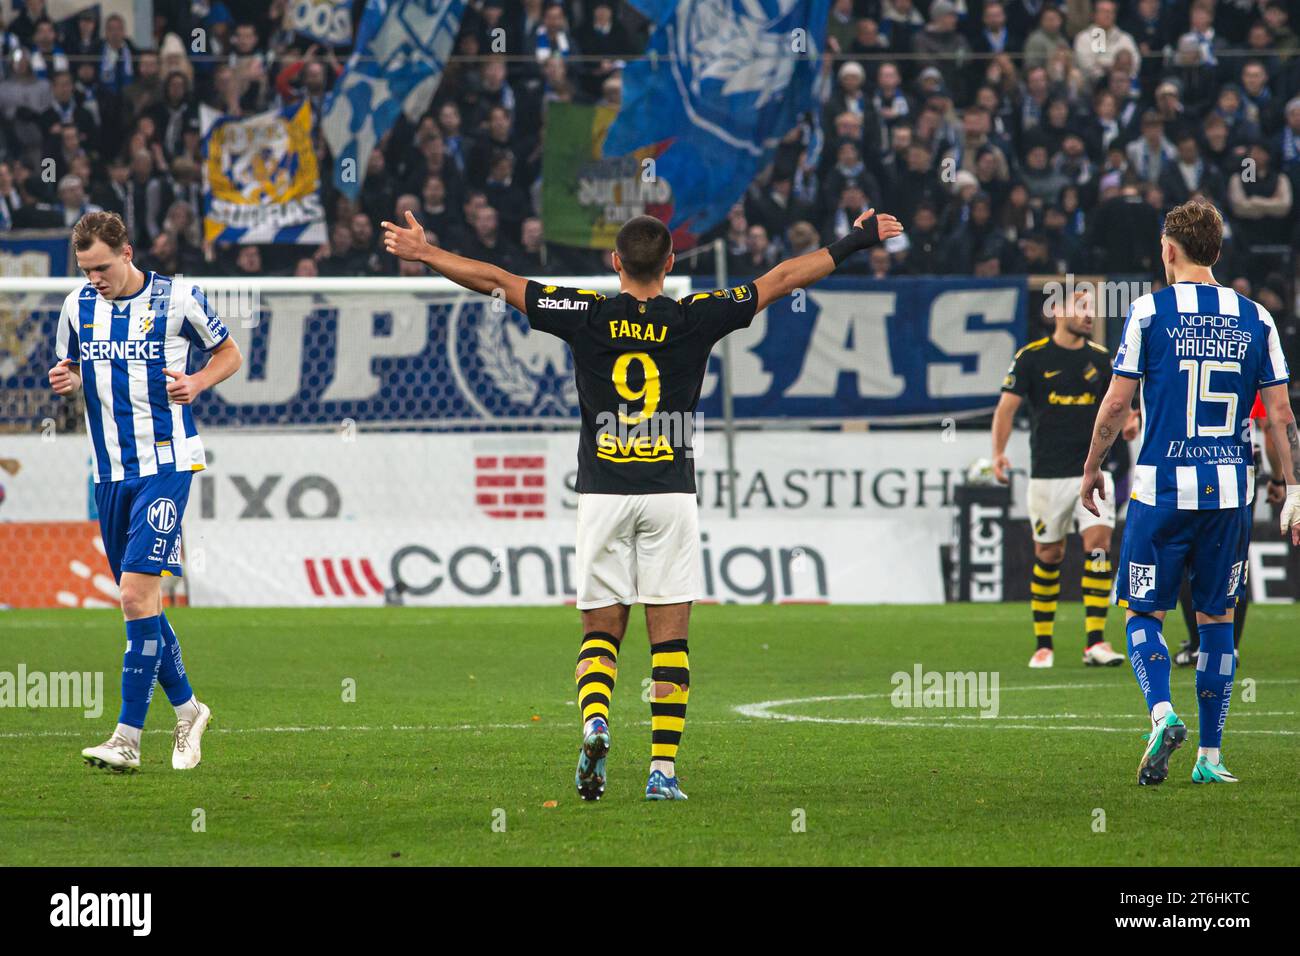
[1028,473,1115,543]
[575,492,702,609]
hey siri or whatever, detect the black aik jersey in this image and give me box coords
[524,279,759,494]
[1002,336,1113,479]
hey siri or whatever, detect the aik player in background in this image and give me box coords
[382,207,902,801]
[48,211,242,772]
[992,289,1136,669]
[1083,198,1300,787]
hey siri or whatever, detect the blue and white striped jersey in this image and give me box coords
[1114,282,1289,510]
[54,271,229,483]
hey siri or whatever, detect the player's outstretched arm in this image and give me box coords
[1260,382,1300,544]
[752,208,902,314]
[1080,374,1138,516]
[382,209,528,312]
[990,392,1021,484]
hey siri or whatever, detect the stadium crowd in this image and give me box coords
[0,0,1297,326]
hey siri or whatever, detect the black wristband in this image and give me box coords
[1270,477,1287,486]
[826,216,882,267]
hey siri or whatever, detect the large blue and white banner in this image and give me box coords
[0,277,1027,429]
[603,0,831,243]
[321,0,464,199]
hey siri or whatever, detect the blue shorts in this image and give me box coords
[1115,500,1251,616]
[94,471,193,581]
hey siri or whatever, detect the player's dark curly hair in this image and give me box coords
[615,215,672,281]
[1162,198,1222,267]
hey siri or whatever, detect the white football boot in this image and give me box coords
[1082,641,1125,666]
[172,700,212,770]
[82,733,141,773]
[1029,647,1054,668]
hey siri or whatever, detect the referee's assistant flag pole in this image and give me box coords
[715,237,738,519]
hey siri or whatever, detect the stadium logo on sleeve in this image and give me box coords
[146,498,178,535]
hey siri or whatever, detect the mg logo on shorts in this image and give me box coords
[1128,562,1155,600]
[146,498,178,534]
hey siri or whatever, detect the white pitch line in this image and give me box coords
[734,680,1300,735]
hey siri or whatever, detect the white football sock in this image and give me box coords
[174,696,201,721]
[650,759,675,778]
[114,723,141,748]
[1199,747,1220,764]
[1151,701,1173,725]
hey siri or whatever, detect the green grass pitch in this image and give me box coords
[1,604,1296,866]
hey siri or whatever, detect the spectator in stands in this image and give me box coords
[516,216,547,271]
[1159,131,1225,207]
[1228,142,1294,248]
[822,180,873,247]
[124,148,164,246]
[747,174,814,245]
[1126,110,1175,185]
[151,71,198,161]
[1201,112,1236,175]
[28,18,68,80]
[0,161,20,230]
[532,2,578,62]
[64,9,99,63]
[1073,0,1140,85]
[914,1,970,105]
[901,201,943,274]
[0,50,51,160]
[826,0,857,53]
[1152,78,1190,142]
[40,71,97,155]
[1276,97,1300,190]
[880,0,925,55]
[97,14,136,94]
[1087,172,1160,273]
[437,103,468,176]
[970,3,1018,66]
[1124,0,1172,88]
[7,0,48,48]
[55,174,101,226]
[123,50,162,121]
[786,220,821,258]
[460,205,521,270]
[1239,60,1280,137]
[1179,1,1224,73]
[893,141,944,224]
[233,244,262,277]
[1021,140,1067,204]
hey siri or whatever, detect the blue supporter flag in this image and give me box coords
[321,0,465,199]
[602,0,831,243]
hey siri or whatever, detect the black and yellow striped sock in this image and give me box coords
[1031,559,1062,650]
[649,639,689,774]
[1082,553,1113,647]
[575,631,620,729]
